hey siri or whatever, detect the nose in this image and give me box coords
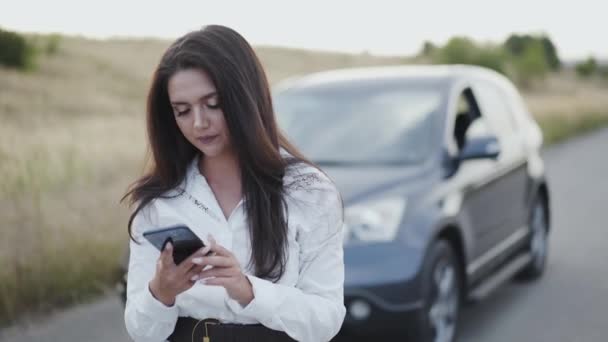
[193,106,209,130]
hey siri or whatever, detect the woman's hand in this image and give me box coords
[149,242,211,307]
[194,234,254,307]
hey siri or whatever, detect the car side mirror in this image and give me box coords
[459,136,500,161]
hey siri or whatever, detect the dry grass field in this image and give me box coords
[0,35,606,325]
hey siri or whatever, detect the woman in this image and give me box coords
[121,25,346,342]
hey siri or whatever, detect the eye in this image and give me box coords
[175,108,190,116]
[206,95,220,110]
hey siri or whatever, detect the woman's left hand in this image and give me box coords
[193,234,254,307]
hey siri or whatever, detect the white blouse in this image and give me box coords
[124,150,346,342]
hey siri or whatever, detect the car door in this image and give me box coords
[472,80,529,243]
[448,86,508,266]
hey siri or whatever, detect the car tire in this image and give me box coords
[516,194,549,280]
[414,239,462,342]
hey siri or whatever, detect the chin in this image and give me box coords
[197,145,226,158]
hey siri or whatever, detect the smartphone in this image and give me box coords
[143,225,208,264]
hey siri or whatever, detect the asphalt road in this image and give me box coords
[2,127,607,342]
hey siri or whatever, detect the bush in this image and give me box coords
[427,34,559,87]
[511,41,549,87]
[599,65,608,80]
[45,34,61,55]
[537,112,608,144]
[474,47,507,74]
[0,28,36,70]
[540,36,561,71]
[436,37,477,64]
[419,41,437,57]
[435,37,506,74]
[505,34,561,71]
[575,57,598,78]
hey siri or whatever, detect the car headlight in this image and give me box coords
[343,197,407,244]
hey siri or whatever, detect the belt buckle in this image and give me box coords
[192,318,220,342]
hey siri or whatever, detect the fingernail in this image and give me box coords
[198,278,207,284]
[192,257,203,264]
[166,242,172,250]
[191,274,199,281]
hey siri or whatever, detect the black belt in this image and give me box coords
[167,316,296,342]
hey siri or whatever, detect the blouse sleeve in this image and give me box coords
[123,202,179,342]
[225,171,346,342]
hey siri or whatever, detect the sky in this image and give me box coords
[1,0,606,61]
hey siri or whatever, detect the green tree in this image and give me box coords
[504,34,561,71]
[540,36,561,70]
[575,56,598,78]
[511,40,549,87]
[420,41,437,57]
[474,46,507,74]
[505,34,530,56]
[0,28,36,70]
[435,37,506,74]
[437,37,477,64]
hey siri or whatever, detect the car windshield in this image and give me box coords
[274,81,446,165]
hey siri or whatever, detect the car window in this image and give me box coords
[452,88,493,151]
[474,81,517,138]
[274,82,445,165]
[465,117,492,139]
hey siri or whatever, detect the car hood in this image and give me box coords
[321,162,438,203]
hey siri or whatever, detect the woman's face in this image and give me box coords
[168,68,232,159]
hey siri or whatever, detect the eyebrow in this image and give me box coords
[170,91,218,106]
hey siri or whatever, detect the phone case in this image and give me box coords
[143,225,205,264]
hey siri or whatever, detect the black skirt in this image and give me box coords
[167,317,296,342]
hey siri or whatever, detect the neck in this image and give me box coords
[198,150,241,184]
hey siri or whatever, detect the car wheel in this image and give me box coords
[517,195,549,280]
[415,240,461,342]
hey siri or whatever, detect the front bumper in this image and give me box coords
[338,281,424,337]
[341,302,422,338]
[338,242,426,337]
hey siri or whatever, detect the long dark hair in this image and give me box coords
[121,25,321,281]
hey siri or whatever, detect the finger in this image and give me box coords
[191,255,233,268]
[161,241,175,266]
[206,235,232,257]
[185,263,205,276]
[187,271,202,283]
[207,234,217,246]
[198,267,236,279]
[179,265,202,284]
[201,245,214,257]
[197,245,212,256]
[184,264,212,283]
[177,246,212,272]
[200,277,227,286]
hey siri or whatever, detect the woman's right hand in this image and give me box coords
[148,242,211,306]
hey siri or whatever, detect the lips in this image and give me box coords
[197,135,218,144]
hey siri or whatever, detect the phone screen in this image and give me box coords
[143,225,206,264]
